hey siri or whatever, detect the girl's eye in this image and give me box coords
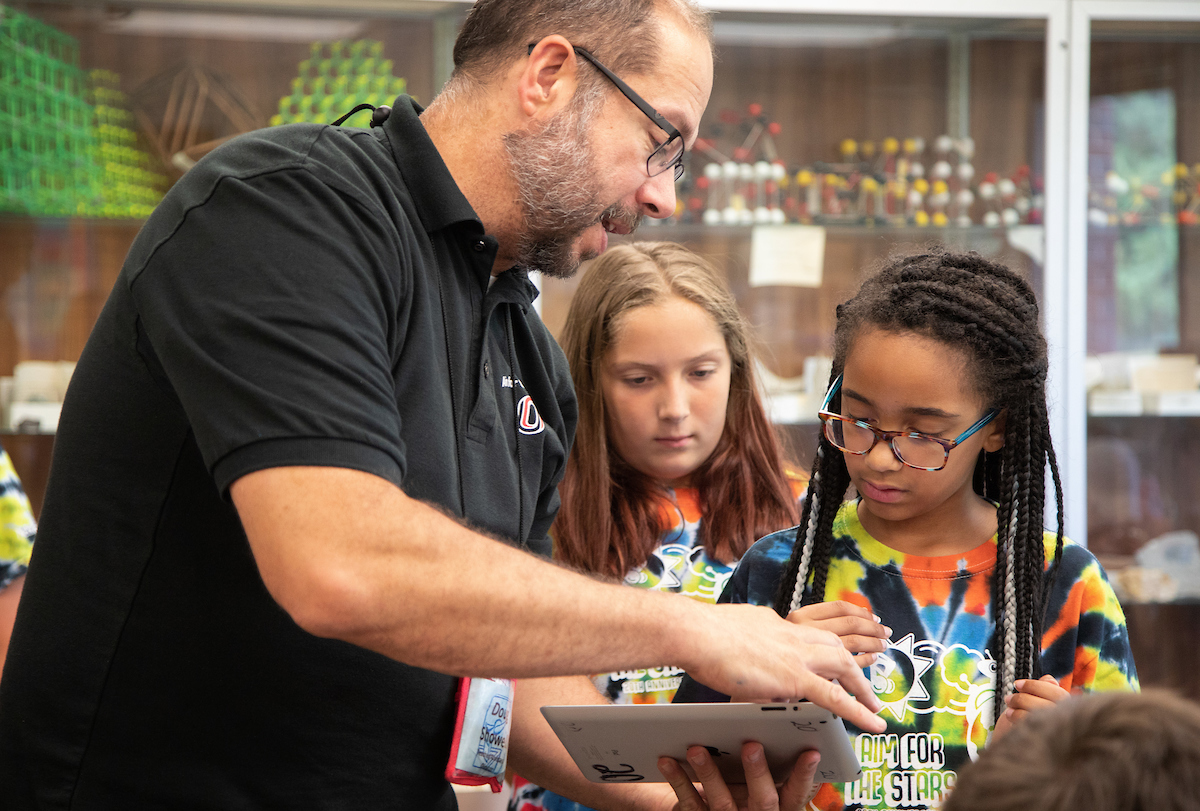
[624,376,650,386]
[691,369,714,379]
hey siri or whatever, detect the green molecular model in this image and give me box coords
[272,40,407,127]
[80,69,169,220]
[1,8,167,219]
[1,5,94,216]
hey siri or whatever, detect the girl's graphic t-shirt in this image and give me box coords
[676,500,1139,811]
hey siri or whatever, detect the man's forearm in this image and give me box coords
[233,465,887,732]
[233,465,703,679]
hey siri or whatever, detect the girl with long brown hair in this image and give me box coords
[554,241,801,583]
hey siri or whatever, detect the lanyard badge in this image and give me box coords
[445,677,514,793]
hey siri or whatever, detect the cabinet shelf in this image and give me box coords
[640,222,1030,239]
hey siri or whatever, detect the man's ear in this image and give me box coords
[516,36,579,120]
[982,409,1007,453]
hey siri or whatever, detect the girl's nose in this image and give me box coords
[658,380,689,422]
[865,438,904,472]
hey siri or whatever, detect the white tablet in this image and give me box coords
[541,701,862,785]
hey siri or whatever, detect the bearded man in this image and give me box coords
[0,2,882,809]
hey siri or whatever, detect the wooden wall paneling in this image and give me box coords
[970,39,1045,182]
[0,220,137,376]
[1,433,55,520]
[706,40,950,167]
[0,222,37,378]
[1181,228,1200,355]
[1125,602,1200,699]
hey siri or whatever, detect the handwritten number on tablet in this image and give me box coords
[593,763,645,782]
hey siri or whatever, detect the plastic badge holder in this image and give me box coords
[445,677,513,793]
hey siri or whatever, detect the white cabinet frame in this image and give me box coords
[1067,1,1200,546]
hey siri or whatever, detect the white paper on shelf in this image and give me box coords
[1143,391,1200,416]
[749,225,825,288]
[1006,224,1045,266]
[7,401,62,432]
[1088,390,1143,416]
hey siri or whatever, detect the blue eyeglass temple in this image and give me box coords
[820,375,1000,446]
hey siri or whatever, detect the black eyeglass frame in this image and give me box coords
[817,374,1001,472]
[526,41,685,181]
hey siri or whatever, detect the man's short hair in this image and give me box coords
[944,690,1200,811]
[451,0,711,86]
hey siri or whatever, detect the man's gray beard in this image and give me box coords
[503,86,608,280]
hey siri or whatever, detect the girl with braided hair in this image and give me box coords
[675,248,1138,811]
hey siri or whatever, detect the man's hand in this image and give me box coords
[657,742,821,811]
[680,603,886,733]
[991,674,1071,740]
[786,601,892,667]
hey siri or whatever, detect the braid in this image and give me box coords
[995,417,1021,702]
[1041,415,1066,616]
[804,484,842,608]
[774,449,821,617]
[834,248,1064,721]
[1014,411,1038,682]
[771,420,851,616]
[1025,405,1050,676]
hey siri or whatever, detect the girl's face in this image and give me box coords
[837,327,1006,531]
[600,295,732,487]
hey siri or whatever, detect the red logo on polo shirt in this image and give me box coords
[517,395,546,436]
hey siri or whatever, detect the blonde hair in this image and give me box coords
[554,242,798,578]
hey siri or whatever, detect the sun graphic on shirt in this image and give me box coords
[870,633,935,722]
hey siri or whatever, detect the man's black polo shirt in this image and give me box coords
[0,97,576,809]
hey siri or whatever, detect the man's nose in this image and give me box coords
[637,169,678,220]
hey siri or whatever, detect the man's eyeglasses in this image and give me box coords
[817,375,1000,472]
[527,42,685,181]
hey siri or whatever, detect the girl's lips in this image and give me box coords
[857,478,905,504]
[655,436,692,448]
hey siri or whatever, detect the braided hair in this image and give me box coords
[770,248,1064,714]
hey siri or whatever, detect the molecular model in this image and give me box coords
[667,103,1042,229]
[271,40,408,127]
[1088,163,1200,227]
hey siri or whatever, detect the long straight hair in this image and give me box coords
[554,242,799,579]
[770,248,1064,716]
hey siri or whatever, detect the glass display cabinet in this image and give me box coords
[0,0,1074,508]
[4,0,1195,696]
[0,0,463,513]
[540,1,1070,472]
[1069,0,1200,697]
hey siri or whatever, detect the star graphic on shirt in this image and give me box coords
[871,633,935,722]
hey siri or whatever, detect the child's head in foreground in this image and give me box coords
[944,689,1200,811]
[773,247,1063,709]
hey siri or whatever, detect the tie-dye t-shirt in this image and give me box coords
[509,480,806,811]
[675,500,1138,811]
[0,448,35,590]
